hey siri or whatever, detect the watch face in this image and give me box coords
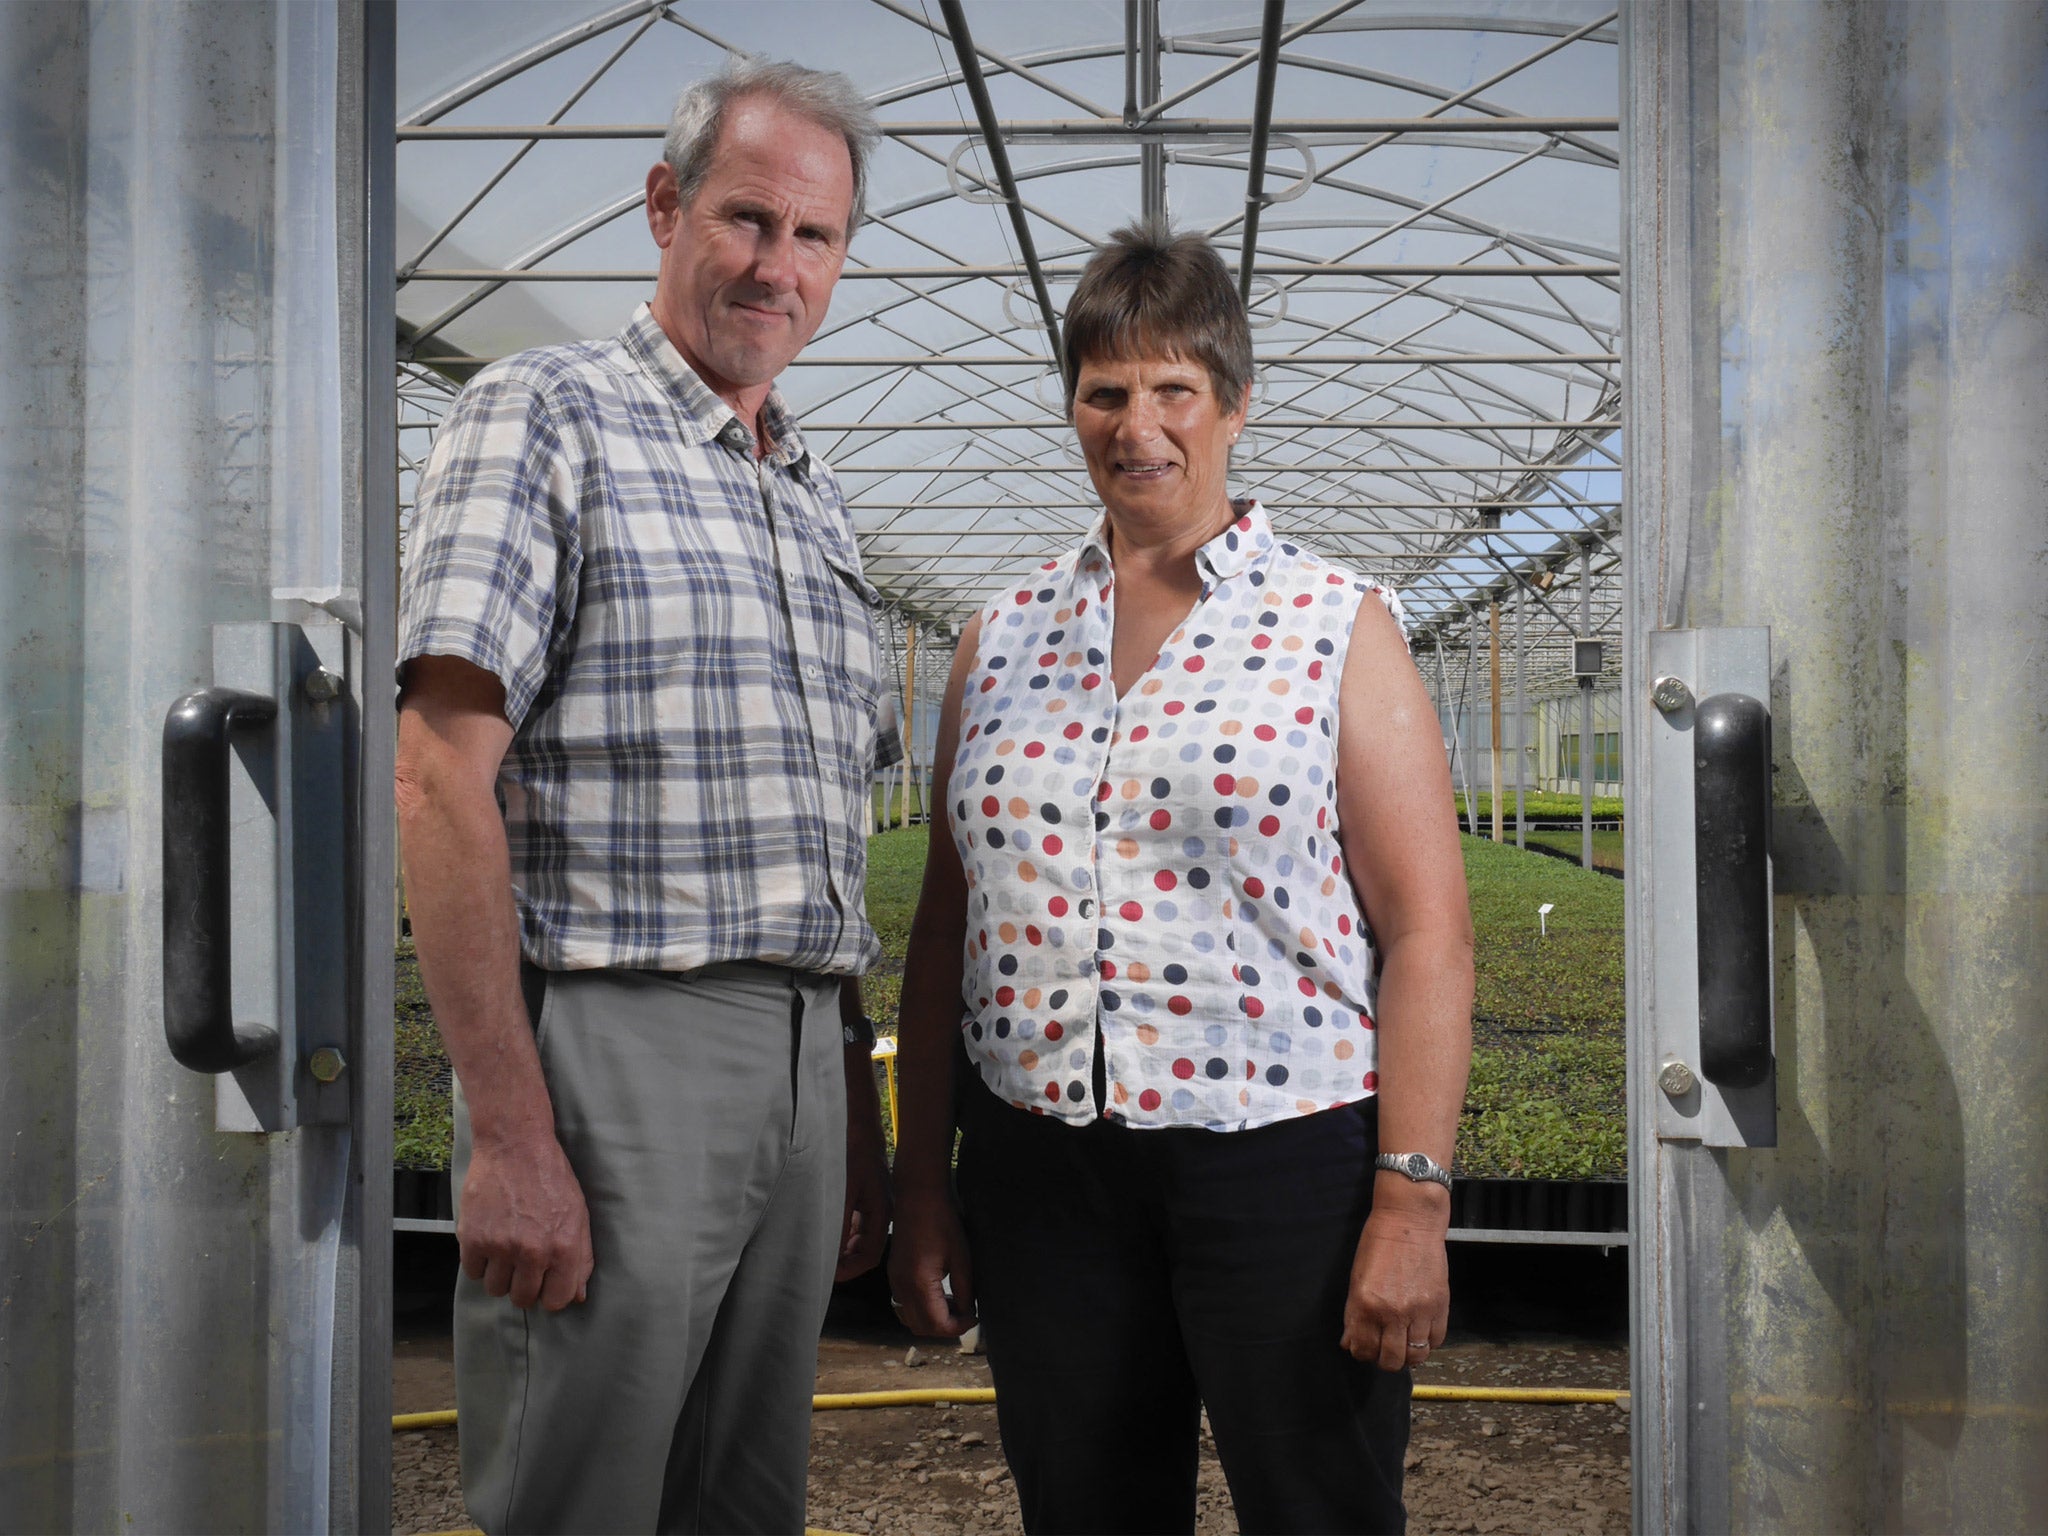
[1405,1153,1429,1177]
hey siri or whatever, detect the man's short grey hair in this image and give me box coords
[664,58,880,241]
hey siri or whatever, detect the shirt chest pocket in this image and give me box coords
[807,543,886,712]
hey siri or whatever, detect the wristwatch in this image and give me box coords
[842,1012,878,1048]
[1376,1151,1453,1189]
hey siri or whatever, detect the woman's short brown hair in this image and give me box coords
[1061,219,1255,415]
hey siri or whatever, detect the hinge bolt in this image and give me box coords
[308,1046,347,1084]
[304,668,345,704]
[1658,1059,1698,1098]
[1651,675,1693,714]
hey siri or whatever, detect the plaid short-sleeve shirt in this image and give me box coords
[400,304,894,975]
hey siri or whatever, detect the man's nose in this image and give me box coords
[752,224,799,293]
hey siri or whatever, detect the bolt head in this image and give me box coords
[308,1046,347,1084]
[1651,675,1693,714]
[1658,1059,1697,1098]
[304,668,344,704]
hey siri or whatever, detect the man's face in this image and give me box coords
[646,95,855,404]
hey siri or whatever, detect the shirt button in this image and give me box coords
[805,662,824,679]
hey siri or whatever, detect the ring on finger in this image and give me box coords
[1406,1340,1430,1353]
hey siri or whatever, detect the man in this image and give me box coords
[395,60,891,1534]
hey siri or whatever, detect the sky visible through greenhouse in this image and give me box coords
[392,0,1623,720]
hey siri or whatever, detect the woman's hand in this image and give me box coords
[888,1185,978,1338]
[1340,1189,1451,1371]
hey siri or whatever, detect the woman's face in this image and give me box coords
[1071,352,1249,533]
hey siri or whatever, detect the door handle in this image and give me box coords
[162,687,281,1073]
[1693,691,1772,1088]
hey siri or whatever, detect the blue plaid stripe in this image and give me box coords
[400,305,891,975]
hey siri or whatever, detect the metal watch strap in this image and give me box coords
[1375,1151,1453,1189]
[842,1012,878,1048]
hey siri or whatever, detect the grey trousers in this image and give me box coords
[452,962,845,1535]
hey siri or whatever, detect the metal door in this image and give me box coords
[1621,1,2048,1530]
[0,2,396,1530]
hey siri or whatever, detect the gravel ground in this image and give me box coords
[391,1329,1628,1535]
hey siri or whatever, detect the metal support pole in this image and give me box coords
[1138,0,1164,222]
[904,620,920,825]
[1238,0,1287,300]
[1514,582,1527,849]
[1489,596,1504,842]
[1579,541,1594,869]
[936,0,1063,359]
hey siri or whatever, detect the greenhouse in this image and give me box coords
[4,1,2045,1533]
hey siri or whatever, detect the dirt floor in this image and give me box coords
[391,1326,1629,1536]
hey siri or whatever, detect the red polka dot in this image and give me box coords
[1252,633,1272,650]
[1083,672,1102,689]
[1299,977,1318,996]
[1243,996,1265,1019]
[1168,995,1193,1016]
[1362,1015,1377,1031]
[1214,773,1237,795]
[1329,572,1345,585]
[1254,724,1276,741]
[1043,834,1063,855]
[982,796,999,816]
[1362,1071,1379,1090]
[1064,722,1084,739]
[1149,809,1172,830]
[1139,1089,1162,1111]
[1236,515,1252,530]
[1016,591,1032,605]
[1038,652,1057,667]
[1045,1082,1062,1100]
[1259,815,1280,837]
[995,986,1015,1006]
[1119,900,1144,921]
[1097,782,1112,801]
[1246,1062,1257,1079]
[1338,914,1352,935]
[979,677,997,693]
[1024,741,1045,758]
[1025,925,1043,945]
[1154,870,1177,891]
[1099,961,1117,980]
[1172,1058,1196,1080]
[1308,661,1324,680]
[1244,877,1266,897]
[1295,707,1314,724]
[1184,656,1205,673]
[1130,725,1149,742]
[1076,597,1088,612]
[1048,896,1069,916]
[1164,701,1186,716]
[1293,593,1313,608]
[1045,1021,1065,1041]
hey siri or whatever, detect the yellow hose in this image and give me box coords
[396,1382,1622,1433]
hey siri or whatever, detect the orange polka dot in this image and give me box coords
[1120,779,1141,800]
[1268,679,1290,695]
[1263,592,1284,606]
[1141,678,1164,696]
[1126,962,1151,983]
[1236,777,1260,797]
[1117,838,1140,859]
[1219,719,1242,736]
[1282,634,1304,651]
[1297,1099,1318,1115]
[998,922,1019,943]
[995,739,1016,756]
[1018,862,1038,883]
[1045,698,1067,713]
[1321,877,1338,896]
[1018,1050,1039,1070]
[1334,1039,1355,1060]
[1238,1089,1251,1107]
[1136,1023,1160,1045]
[1008,797,1029,818]
[1299,928,1316,948]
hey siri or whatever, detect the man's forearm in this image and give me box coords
[397,755,553,1143]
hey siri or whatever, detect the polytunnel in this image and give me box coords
[3,2,2045,1533]
[390,0,1627,814]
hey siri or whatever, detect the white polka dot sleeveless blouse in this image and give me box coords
[951,500,1409,1131]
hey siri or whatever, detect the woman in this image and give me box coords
[887,221,1473,1536]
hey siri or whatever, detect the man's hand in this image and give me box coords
[1340,1192,1451,1371]
[838,1058,892,1282]
[887,1186,977,1338]
[459,1128,594,1312]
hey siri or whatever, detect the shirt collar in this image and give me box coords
[1079,498,1272,583]
[618,303,812,472]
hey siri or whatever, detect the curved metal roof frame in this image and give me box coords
[393,0,1625,716]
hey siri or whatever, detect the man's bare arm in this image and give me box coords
[395,654,592,1311]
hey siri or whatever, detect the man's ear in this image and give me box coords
[646,161,679,247]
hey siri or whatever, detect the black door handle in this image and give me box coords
[1693,692,1773,1088]
[162,687,280,1073]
